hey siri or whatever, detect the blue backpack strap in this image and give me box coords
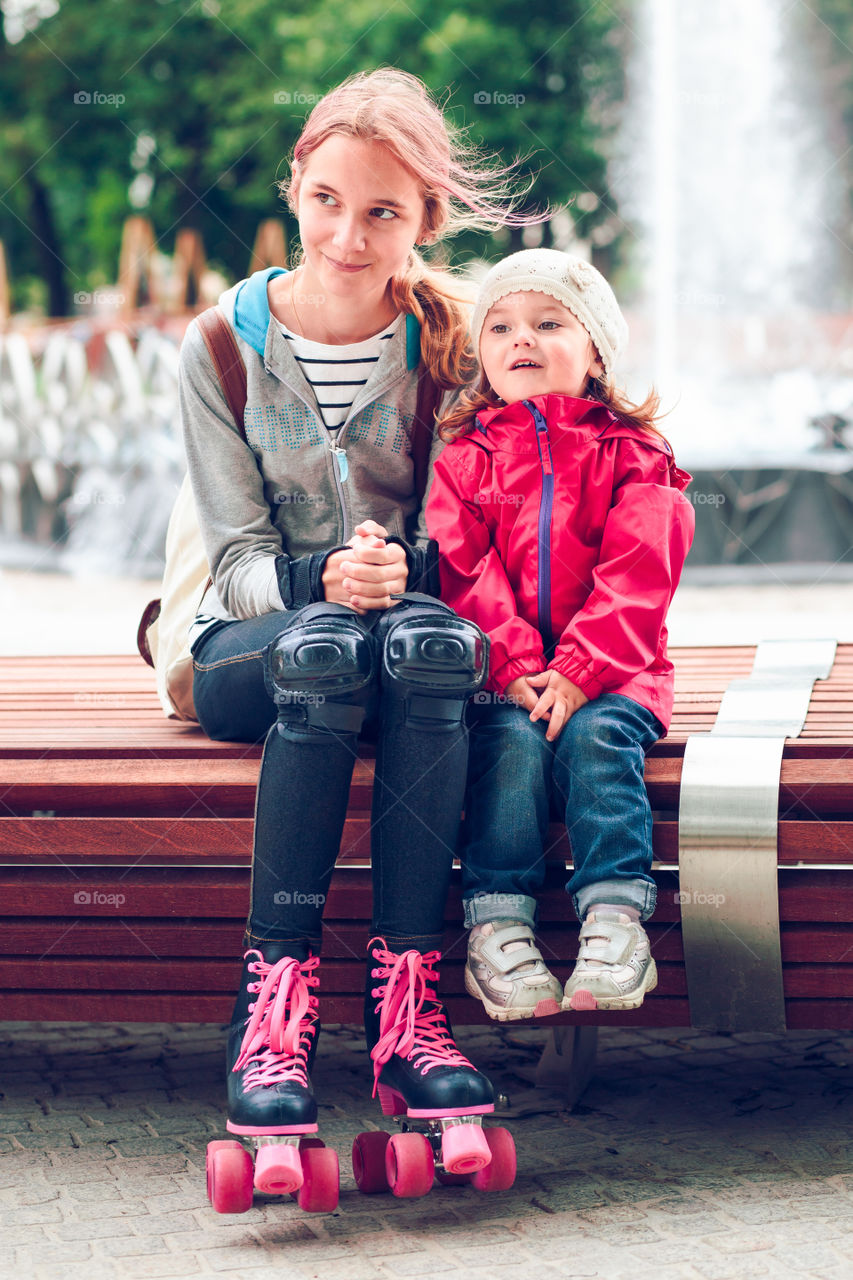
[232,266,287,356]
[405,313,422,371]
[235,270,422,369]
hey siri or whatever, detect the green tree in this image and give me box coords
[0,0,626,314]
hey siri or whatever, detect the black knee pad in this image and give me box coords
[382,601,488,726]
[265,603,377,734]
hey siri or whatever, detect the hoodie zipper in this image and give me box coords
[524,400,555,652]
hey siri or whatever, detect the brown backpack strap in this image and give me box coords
[196,306,248,438]
[136,599,161,667]
[411,364,442,503]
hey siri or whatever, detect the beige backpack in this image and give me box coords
[137,308,248,720]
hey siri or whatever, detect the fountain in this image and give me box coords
[613,0,853,568]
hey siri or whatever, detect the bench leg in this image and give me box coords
[535,1026,598,1105]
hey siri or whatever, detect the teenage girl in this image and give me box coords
[182,69,532,1205]
[426,249,695,1022]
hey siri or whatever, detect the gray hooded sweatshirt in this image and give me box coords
[179,268,451,642]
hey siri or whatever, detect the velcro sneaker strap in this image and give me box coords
[577,919,634,967]
[479,927,544,976]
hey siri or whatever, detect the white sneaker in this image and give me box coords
[465,920,563,1021]
[561,912,657,1012]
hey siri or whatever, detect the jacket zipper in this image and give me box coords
[265,359,352,542]
[525,400,554,652]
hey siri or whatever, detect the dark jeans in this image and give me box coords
[191,604,470,956]
[460,693,664,927]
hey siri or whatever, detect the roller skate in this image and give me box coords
[352,938,516,1198]
[205,946,339,1215]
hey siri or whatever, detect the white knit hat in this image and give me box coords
[470,249,628,379]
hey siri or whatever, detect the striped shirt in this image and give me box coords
[279,313,403,434]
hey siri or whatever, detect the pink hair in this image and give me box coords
[279,67,542,238]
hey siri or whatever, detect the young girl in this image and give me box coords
[426,249,695,1022]
[184,70,534,1206]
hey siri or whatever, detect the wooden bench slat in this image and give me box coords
[3,919,850,965]
[3,817,853,865]
[2,867,852,921]
[0,989,849,1028]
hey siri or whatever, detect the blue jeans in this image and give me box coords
[460,693,664,927]
[191,604,472,956]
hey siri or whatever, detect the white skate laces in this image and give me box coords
[368,942,474,1094]
[233,953,319,1087]
[562,912,657,1012]
[465,920,562,1021]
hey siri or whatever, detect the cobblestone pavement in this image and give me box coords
[2,1020,853,1280]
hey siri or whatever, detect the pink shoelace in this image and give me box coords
[368,940,474,1096]
[232,953,319,1089]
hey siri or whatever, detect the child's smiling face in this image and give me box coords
[479,291,603,404]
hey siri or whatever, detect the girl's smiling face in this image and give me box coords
[479,291,603,404]
[293,135,429,301]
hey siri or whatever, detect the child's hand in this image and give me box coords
[322,521,408,613]
[527,671,589,741]
[503,675,542,712]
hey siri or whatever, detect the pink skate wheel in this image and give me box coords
[470,1127,516,1192]
[254,1142,303,1195]
[441,1123,491,1175]
[206,1140,243,1202]
[296,1145,340,1213]
[385,1132,434,1198]
[352,1130,391,1194]
[208,1144,254,1214]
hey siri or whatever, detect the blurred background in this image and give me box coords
[1,0,852,653]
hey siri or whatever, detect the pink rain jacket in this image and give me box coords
[425,394,695,733]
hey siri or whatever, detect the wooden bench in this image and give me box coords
[2,647,852,1045]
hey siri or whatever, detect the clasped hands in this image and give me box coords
[504,670,589,742]
[322,520,407,614]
